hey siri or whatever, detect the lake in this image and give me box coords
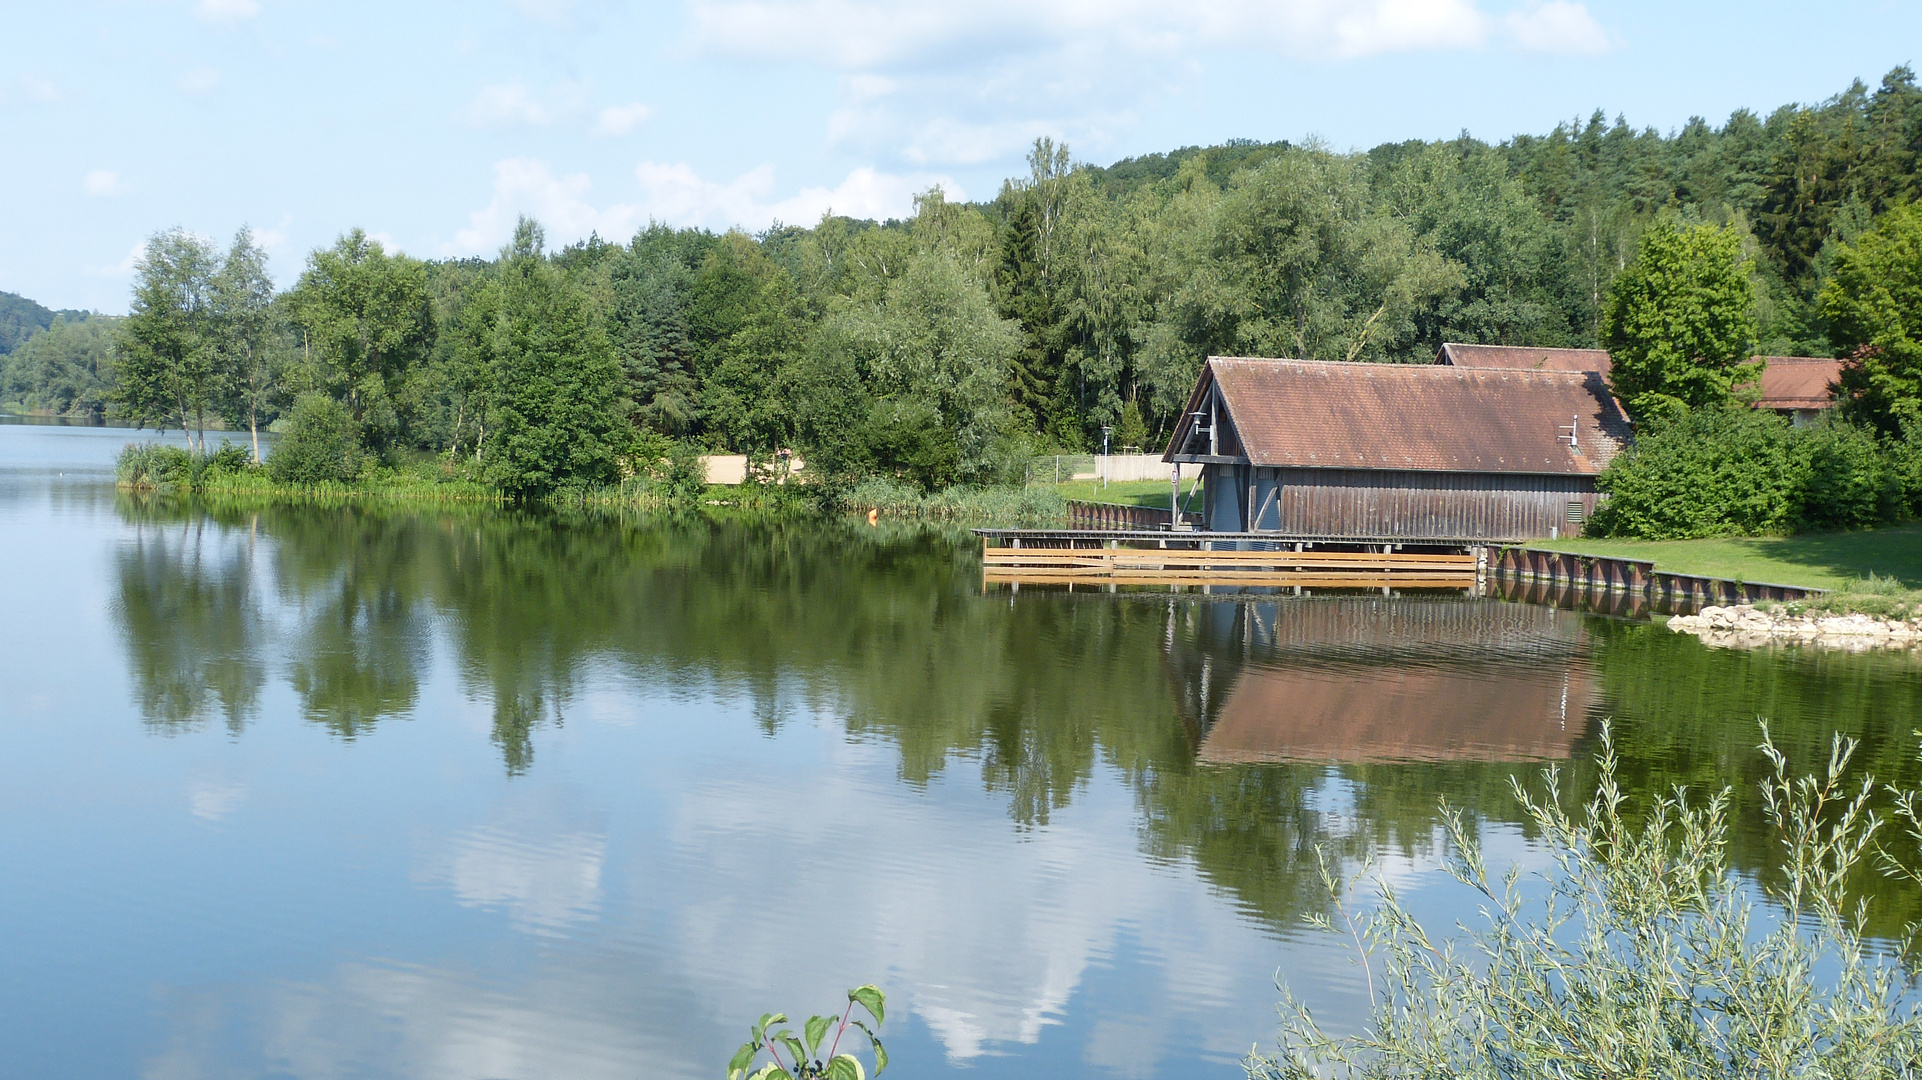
[3,421,1920,1079]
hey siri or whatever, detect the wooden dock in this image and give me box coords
[981,543,1479,589]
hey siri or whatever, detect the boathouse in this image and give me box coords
[1162,357,1633,541]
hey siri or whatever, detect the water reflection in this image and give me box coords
[1171,598,1593,764]
[64,493,1922,1078]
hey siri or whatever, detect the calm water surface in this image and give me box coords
[3,423,1920,1079]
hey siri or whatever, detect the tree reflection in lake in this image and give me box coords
[109,495,1922,939]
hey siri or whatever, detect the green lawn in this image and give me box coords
[1534,523,1922,591]
[1040,478,1190,510]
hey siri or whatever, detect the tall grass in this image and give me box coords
[1253,724,1922,1079]
[842,477,1068,525]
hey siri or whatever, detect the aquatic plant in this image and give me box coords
[1252,723,1922,1079]
[729,985,887,1080]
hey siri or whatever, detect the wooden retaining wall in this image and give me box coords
[1489,547,1822,604]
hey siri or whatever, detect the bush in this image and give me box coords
[1251,725,1922,1080]
[267,393,360,485]
[1589,407,1801,538]
[205,440,254,476]
[1796,419,1896,531]
[116,442,191,489]
[1592,408,1919,538]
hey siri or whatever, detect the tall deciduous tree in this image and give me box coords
[483,219,625,498]
[1821,202,1922,433]
[287,229,432,448]
[116,229,222,453]
[1602,220,1758,422]
[212,227,280,461]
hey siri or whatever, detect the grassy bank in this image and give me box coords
[1536,522,1922,616]
[1534,522,1922,591]
[1041,478,1183,510]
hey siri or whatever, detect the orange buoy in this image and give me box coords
[867,508,879,526]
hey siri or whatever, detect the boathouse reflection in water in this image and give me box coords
[1168,597,1593,764]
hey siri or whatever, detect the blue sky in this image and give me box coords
[4,0,1918,312]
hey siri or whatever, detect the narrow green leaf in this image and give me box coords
[848,985,885,1028]
[729,1042,758,1076]
[870,1035,887,1075]
[777,1034,807,1066]
[804,1014,831,1057]
[826,1054,865,1080]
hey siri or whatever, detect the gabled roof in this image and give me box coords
[1164,357,1632,476]
[1752,356,1842,410]
[1437,342,1613,374]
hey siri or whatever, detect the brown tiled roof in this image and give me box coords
[1168,357,1632,476]
[1751,356,1842,410]
[1438,343,1613,374]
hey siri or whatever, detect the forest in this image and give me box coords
[4,67,1922,502]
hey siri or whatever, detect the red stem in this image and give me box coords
[763,1036,789,1072]
[826,1001,854,1060]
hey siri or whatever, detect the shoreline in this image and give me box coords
[1668,603,1922,650]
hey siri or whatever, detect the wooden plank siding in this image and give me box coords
[1201,465,1596,542]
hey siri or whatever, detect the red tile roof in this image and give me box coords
[1751,356,1842,410]
[1437,342,1613,374]
[1167,357,1631,476]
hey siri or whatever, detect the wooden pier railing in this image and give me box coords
[984,546,1478,588]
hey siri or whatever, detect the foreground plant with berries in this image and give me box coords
[728,985,887,1080]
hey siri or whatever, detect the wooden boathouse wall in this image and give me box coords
[1200,465,1596,542]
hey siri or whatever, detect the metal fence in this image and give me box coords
[1026,454,1171,485]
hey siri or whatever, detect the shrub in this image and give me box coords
[1795,419,1897,531]
[1589,407,1802,538]
[729,986,887,1080]
[116,442,191,489]
[267,393,360,485]
[205,440,254,476]
[1250,725,1922,1080]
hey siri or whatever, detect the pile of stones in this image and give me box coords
[1666,604,1922,650]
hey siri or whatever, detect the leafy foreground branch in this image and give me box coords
[1254,724,1922,1079]
[730,985,887,1080]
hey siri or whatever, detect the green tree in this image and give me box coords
[482,219,625,498]
[287,229,432,448]
[1602,220,1758,422]
[1820,202,1922,433]
[115,229,222,454]
[212,227,281,462]
[0,315,118,418]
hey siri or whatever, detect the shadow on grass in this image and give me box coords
[1727,523,1922,588]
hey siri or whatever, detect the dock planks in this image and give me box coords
[982,546,1478,589]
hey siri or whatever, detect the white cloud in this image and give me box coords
[688,0,1610,166]
[459,80,589,128]
[592,102,654,136]
[460,83,550,126]
[634,161,962,229]
[194,0,260,26]
[177,68,221,96]
[19,75,61,104]
[90,241,147,277]
[449,158,645,254]
[449,157,955,253]
[84,169,131,197]
[1504,0,1609,54]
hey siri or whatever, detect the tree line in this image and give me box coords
[7,67,1922,498]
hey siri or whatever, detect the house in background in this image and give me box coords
[1437,341,1844,426]
[1750,356,1844,427]
[1162,357,1633,541]
[1435,342,1615,374]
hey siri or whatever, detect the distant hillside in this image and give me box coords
[0,291,57,355]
